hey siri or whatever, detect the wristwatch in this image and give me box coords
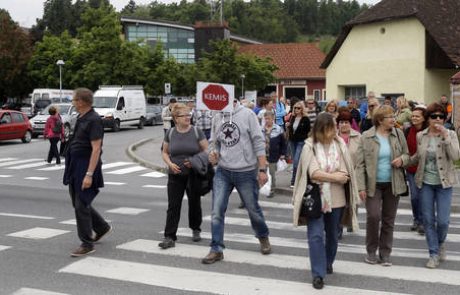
[258,168,267,173]
[85,171,94,177]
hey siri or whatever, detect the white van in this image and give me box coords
[93,85,147,131]
[29,88,74,117]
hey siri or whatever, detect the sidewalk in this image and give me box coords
[126,136,460,213]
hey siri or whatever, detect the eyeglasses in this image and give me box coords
[294,107,302,110]
[384,115,396,119]
[307,102,315,105]
[368,104,377,108]
[429,113,446,120]
[176,114,192,118]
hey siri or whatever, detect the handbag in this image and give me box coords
[395,128,409,197]
[300,180,322,219]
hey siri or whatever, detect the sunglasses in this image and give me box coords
[176,114,191,118]
[294,107,302,110]
[368,104,377,108]
[429,113,446,120]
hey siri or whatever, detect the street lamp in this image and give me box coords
[56,59,65,100]
[241,74,245,99]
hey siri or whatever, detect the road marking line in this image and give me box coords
[38,165,66,171]
[0,175,13,178]
[24,177,49,180]
[105,182,126,186]
[0,159,43,168]
[105,207,150,215]
[118,239,460,286]
[59,219,76,225]
[102,162,133,170]
[0,213,54,220]
[106,166,148,174]
[141,171,166,178]
[7,227,70,239]
[11,288,70,295]
[0,157,17,162]
[59,257,408,295]
[142,184,167,189]
[0,245,11,252]
[8,162,50,169]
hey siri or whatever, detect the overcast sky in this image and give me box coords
[0,0,382,28]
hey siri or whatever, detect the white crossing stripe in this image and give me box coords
[105,207,150,215]
[59,219,76,225]
[106,166,148,174]
[59,257,409,295]
[7,227,70,239]
[11,288,70,295]
[8,162,50,169]
[0,213,54,220]
[142,184,167,189]
[141,171,166,178]
[175,228,460,261]
[0,157,17,162]
[102,162,133,170]
[118,239,460,286]
[0,245,11,252]
[25,177,49,180]
[38,165,66,171]
[0,159,43,168]
[105,182,126,186]
[0,175,13,178]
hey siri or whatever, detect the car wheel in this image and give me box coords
[112,119,120,132]
[22,131,32,143]
[64,124,71,141]
[138,117,145,129]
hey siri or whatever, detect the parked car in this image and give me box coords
[145,104,163,126]
[0,110,33,143]
[29,103,78,140]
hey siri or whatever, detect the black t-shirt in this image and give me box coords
[69,108,104,155]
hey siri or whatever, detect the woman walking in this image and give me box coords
[410,102,460,268]
[160,103,208,249]
[292,113,359,289]
[356,105,409,266]
[44,105,64,165]
[395,96,412,129]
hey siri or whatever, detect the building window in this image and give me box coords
[344,86,366,99]
[313,89,321,101]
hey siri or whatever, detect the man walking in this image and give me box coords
[192,109,213,140]
[63,88,111,257]
[202,99,271,264]
[162,98,177,134]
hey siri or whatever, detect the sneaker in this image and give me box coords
[326,265,333,274]
[365,253,378,265]
[258,237,272,255]
[158,237,175,249]
[289,185,294,188]
[71,246,95,257]
[192,230,201,242]
[426,255,440,269]
[439,244,446,262]
[267,193,275,198]
[201,252,224,264]
[417,224,425,235]
[93,225,112,243]
[312,277,324,290]
[380,256,392,267]
[410,220,418,231]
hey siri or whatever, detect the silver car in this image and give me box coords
[30,103,78,140]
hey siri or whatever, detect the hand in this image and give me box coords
[359,190,367,201]
[391,157,403,168]
[209,151,219,165]
[81,175,92,190]
[183,160,192,168]
[258,171,268,187]
[285,122,291,127]
[435,124,449,139]
[332,171,349,184]
[169,163,181,174]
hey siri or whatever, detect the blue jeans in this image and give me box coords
[307,207,344,279]
[420,184,452,257]
[407,172,422,224]
[210,167,269,253]
[290,140,305,185]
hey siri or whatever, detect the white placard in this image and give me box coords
[196,81,234,112]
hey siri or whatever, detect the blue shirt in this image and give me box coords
[274,101,286,126]
[376,134,392,183]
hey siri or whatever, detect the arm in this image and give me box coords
[355,136,367,200]
[81,139,102,190]
[162,142,181,174]
[444,130,460,161]
[310,156,349,184]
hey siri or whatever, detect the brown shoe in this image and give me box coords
[71,246,95,257]
[201,252,224,264]
[259,237,271,255]
[93,225,112,243]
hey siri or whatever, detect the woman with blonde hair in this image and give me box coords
[323,100,339,118]
[395,96,412,129]
[292,112,359,289]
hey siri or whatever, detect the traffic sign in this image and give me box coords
[164,83,171,94]
[196,82,234,112]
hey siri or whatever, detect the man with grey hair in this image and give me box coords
[305,98,318,126]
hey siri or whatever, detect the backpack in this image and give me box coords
[52,118,62,134]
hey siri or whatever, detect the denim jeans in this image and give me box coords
[307,207,344,279]
[290,140,305,185]
[407,172,422,224]
[420,183,452,257]
[210,167,269,253]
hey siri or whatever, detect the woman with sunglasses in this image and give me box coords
[409,102,460,268]
[286,101,311,187]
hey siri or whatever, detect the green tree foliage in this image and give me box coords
[0,10,33,101]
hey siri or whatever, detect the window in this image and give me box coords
[11,112,24,123]
[313,89,321,101]
[1,113,12,124]
[344,86,366,99]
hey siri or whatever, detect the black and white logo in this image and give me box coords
[220,122,240,147]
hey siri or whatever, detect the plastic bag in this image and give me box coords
[259,168,272,196]
[276,159,288,172]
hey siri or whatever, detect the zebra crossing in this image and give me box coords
[4,194,460,295]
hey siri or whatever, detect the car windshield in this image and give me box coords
[147,105,159,112]
[40,104,71,115]
[93,97,117,108]
[36,100,51,113]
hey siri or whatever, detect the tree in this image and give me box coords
[121,0,137,15]
[0,10,33,102]
[42,0,73,36]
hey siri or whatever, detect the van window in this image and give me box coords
[117,97,125,110]
[93,97,117,108]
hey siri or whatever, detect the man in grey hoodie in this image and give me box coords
[202,99,271,264]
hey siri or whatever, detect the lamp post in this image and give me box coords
[56,59,65,100]
[240,74,245,99]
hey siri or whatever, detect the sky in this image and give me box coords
[0,0,382,28]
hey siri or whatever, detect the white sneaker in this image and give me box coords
[426,256,440,269]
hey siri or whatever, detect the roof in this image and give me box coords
[452,72,460,85]
[239,43,326,79]
[321,0,460,68]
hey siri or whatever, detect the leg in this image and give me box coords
[186,172,202,232]
[50,138,60,164]
[307,215,326,279]
[365,187,382,256]
[324,207,344,268]
[378,183,399,258]
[407,172,421,226]
[420,184,438,256]
[69,184,95,249]
[291,141,305,185]
[47,139,54,163]
[210,167,234,253]
[164,174,188,241]
[435,186,452,246]
[268,162,277,197]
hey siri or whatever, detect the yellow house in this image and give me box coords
[321,0,460,104]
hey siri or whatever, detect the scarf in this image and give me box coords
[315,141,340,212]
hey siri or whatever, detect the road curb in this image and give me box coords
[126,137,167,174]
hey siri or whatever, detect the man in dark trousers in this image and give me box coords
[63,88,111,257]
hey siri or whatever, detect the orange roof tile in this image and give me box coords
[238,43,326,79]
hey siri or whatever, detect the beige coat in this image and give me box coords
[292,137,360,229]
[410,129,460,188]
[344,129,361,166]
[356,127,410,197]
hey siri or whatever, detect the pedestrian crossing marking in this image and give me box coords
[0,213,54,220]
[0,175,13,178]
[141,171,166,178]
[11,288,70,295]
[24,177,49,180]
[142,184,167,189]
[7,227,70,240]
[59,219,76,225]
[0,159,43,168]
[37,165,66,171]
[8,162,50,169]
[105,182,126,186]
[0,157,17,162]
[106,166,148,175]
[59,257,409,295]
[0,245,11,252]
[101,162,133,170]
[105,207,150,215]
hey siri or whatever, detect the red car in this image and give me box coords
[0,110,33,143]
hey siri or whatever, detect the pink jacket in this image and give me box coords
[44,114,64,140]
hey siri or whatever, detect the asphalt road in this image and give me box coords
[0,125,460,295]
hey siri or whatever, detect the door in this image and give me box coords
[11,112,27,139]
[0,112,14,140]
[116,96,127,125]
